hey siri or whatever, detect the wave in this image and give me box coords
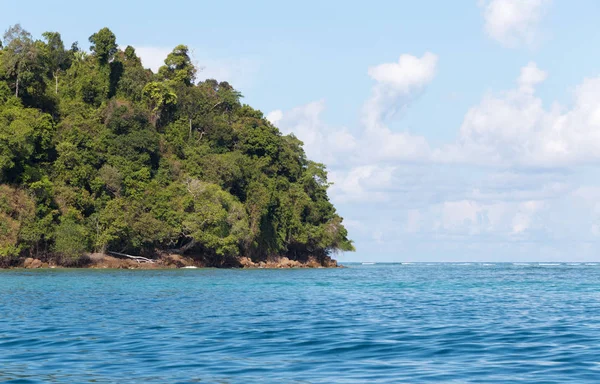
[539,263,560,266]
[361,262,376,265]
[513,263,530,266]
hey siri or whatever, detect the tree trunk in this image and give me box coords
[15,77,19,97]
[170,239,196,254]
[55,73,58,94]
[189,118,192,140]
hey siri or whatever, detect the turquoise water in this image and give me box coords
[2,263,600,383]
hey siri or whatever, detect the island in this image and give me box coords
[0,26,354,269]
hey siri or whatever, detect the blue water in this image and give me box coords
[2,263,600,383]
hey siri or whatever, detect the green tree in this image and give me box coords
[115,46,151,101]
[1,24,42,98]
[42,31,70,94]
[88,27,117,66]
[142,81,177,127]
[54,210,88,262]
[0,185,35,258]
[179,180,250,257]
[158,45,196,85]
[0,103,54,182]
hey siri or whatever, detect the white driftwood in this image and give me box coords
[107,251,155,264]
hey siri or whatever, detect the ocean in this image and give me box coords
[1,263,600,383]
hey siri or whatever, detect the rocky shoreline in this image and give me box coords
[11,254,341,270]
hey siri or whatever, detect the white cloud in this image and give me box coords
[135,46,259,89]
[279,60,600,170]
[266,100,357,165]
[511,200,544,234]
[268,53,436,170]
[518,61,548,93]
[266,110,283,126]
[267,54,600,260]
[572,187,600,236]
[436,62,600,167]
[357,53,437,162]
[135,46,171,73]
[269,54,437,204]
[329,165,396,203]
[419,198,546,237]
[439,200,481,232]
[363,53,437,132]
[481,0,550,47]
[366,53,438,94]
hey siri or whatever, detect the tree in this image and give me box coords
[213,81,242,114]
[88,27,117,66]
[0,185,36,258]
[1,24,39,98]
[179,180,250,257]
[177,85,205,139]
[142,82,177,127]
[42,31,70,94]
[54,211,88,262]
[158,45,196,85]
[114,46,150,102]
[0,103,54,182]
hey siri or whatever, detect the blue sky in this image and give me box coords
[4,0,600,261]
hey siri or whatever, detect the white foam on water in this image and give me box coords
[362,262,375,265]
[585,263,598,266]
[481,263,495,266]
[539,263,560,266]
[513,263,530,266]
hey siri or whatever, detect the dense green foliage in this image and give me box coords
[0,25,353,264]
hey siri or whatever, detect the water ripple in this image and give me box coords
[1,265,600,382]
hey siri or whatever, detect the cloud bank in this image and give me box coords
[268,51,600,260]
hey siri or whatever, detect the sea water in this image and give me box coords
[1,263,600,383]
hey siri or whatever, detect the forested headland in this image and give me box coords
[0,25,353,268]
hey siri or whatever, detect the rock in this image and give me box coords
[23,258,43,269]
[161,254,196,268]
[323,256,338,268]
[278,257,289,268]
[238,257,255,268]
[162,254,184,268]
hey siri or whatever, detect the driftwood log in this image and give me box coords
[107,251,155,264]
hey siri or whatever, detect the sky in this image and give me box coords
[3,0,600,262]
